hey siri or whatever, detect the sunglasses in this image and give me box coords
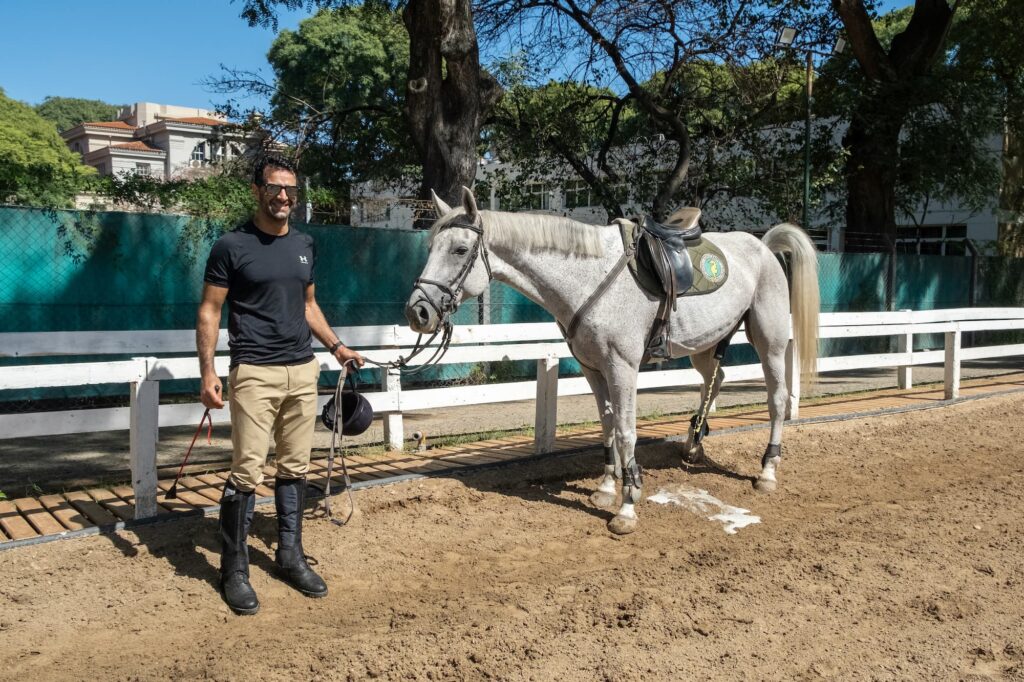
[260,183,299,201]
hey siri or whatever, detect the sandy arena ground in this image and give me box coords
[2,391,1023,680]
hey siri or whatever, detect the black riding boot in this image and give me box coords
[219,486,259,615]
[275,477,328,598]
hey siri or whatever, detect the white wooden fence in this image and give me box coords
[2,307,1023,520]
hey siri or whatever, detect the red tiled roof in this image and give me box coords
[162,116,227,126]
[109,141,165,154]
[82,120,136,130]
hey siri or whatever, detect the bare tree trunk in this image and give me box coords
[403,0,500,220]
[997,120,1024,256]
[842,96,904,249]
[833,0,957,246]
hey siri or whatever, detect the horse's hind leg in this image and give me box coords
[685,349,725,463]
[746,301,790,492]
[581,366,620,509]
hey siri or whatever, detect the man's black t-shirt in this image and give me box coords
[204,221,316,367]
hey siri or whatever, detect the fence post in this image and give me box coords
[534,355,559,454]
[897,309,913,390]
[885,235,897,312]
[382,368,404,451]
[944,328,962,400]
[130,357,159,520]
[785,339,800,420]
[965,239,979,348]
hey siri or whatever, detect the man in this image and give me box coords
[196,154,364,615]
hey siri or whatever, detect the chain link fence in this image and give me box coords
[2,204,1023,417]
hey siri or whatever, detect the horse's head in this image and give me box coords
[405,186,492,334]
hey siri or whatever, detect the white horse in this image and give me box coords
[406,187,819,535]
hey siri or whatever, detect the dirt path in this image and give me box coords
[2,392,1023,680]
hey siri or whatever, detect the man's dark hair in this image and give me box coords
[252,154,298,185]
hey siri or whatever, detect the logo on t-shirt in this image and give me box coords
[299,255,308,264]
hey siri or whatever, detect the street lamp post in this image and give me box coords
[776,28,846,233]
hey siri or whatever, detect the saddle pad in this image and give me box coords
[618,220,729,298]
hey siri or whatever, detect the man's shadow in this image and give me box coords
[102,502,281,591]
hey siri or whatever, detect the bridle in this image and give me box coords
[367,213,492,375]
[410,213,492,324]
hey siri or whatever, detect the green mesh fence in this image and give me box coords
[1,205,1022,412]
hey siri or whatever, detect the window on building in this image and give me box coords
[135,163,152,177]
[474,181,492,210]
[529,183,552,210]
[609,183,630,206]
[501,183,551,211]
[895,224,970,256]
[191,142,206,162]
[563,180,593,210]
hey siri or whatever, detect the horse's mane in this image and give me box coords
[431,210,606,257]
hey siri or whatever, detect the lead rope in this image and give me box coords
[689,324,741,455]
[689,356,721,450]
[318,362,356,526]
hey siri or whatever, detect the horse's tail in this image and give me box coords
[762,223,820,383]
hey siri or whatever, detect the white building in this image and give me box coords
[352,125,1004,253]
[62,102,257,181]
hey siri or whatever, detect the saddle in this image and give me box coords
[638,207,704,298]
[616,207,730,362]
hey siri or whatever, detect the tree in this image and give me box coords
[488,73,637,218]
[0,89,95,207]
[212,4,417,210]
[34,96,122,133]
[951,0,1024,255]
[488,59,811,226]
[831,0,960,247]
[233,0,500,214]
[476,0,829,221]
[809,7,993,234]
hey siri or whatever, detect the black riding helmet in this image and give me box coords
[321,370,373,436]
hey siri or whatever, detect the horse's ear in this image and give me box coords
[461,186,479,217]
[430,189,452,217]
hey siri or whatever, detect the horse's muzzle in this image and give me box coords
[405,298,439,334]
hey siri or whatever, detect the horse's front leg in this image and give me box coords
[581,367,619,509]
[605,365,642,535]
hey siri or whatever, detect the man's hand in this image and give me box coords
[201,375,224,409]
[334,345,365,368]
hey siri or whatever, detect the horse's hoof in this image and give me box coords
[589,490,617,509]
[608,515,638,535]
[754,477,777,493]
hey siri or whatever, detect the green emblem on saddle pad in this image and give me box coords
[699,253,725,283]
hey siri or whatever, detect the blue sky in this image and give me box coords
[0,0,307,109]
[1,0,913,112]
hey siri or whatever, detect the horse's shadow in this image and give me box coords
[421,438,758,523]
[97,440,756,580]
